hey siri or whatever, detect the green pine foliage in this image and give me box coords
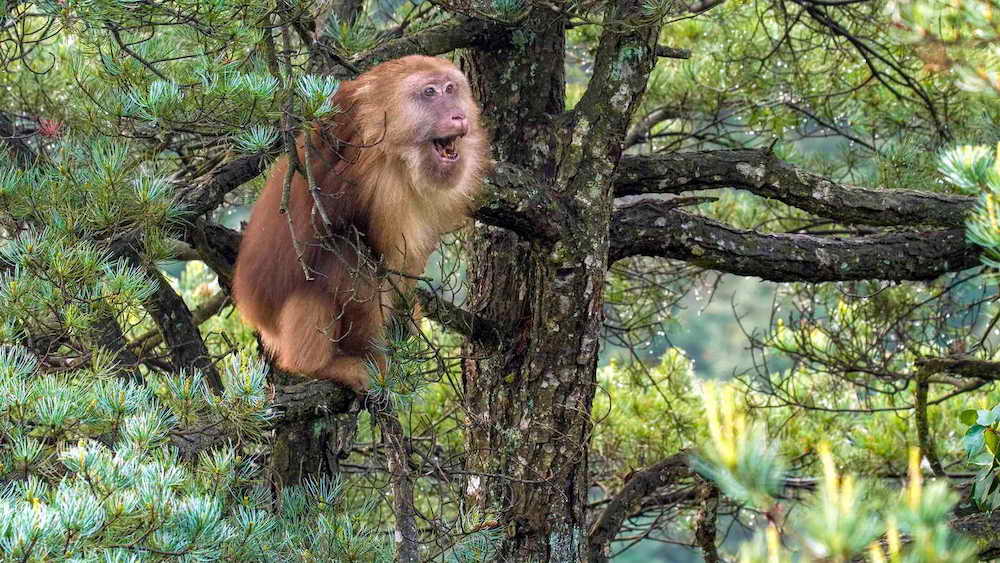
[694,385,978,563]
[0,342,396,561]
[4,0,1000,560]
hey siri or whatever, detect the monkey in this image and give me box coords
[231,56,488,393]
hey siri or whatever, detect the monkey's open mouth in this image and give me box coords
[432,135,461,162]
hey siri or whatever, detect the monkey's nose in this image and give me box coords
[452,115,469,136]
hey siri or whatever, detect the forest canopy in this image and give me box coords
[1,0,1000,561]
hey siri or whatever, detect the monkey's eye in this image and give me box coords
[423,86,436,97]
[445,84,454,94]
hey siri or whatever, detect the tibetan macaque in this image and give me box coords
[232,56,488,392]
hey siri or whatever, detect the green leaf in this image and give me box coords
[961,409,979,426]
[971,451,995,466]
[989,486,1000,511]
[987,430,999,456]
[978,409,998,426]
[974,469,996,508]
[965,424,987,458]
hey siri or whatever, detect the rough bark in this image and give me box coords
[694,479,721,563]
[372,402,419,563]
[914,376,945,477]
[610,200,980,281]
[475,161,570,242]
[413,287,505,346]
[461,0,660,559]
[615,150,974,227]
[183,219,242,289]
[916,357,1000,381]
[177,154,274,218]
[132,291,228,355]
[268,420,340,487]
[93,310,143,384]
[143,266,224,390]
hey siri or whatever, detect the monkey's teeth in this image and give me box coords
[432,137,461,161]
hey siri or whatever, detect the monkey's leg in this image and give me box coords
[318,354,387,393]
[270,291,371,391]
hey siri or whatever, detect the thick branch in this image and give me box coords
[615,150,973,228]
[93,311,143,383]
[271,378,357,420]
[694,479,721,563]
[414,287,504,345]
[176,153,274,218]
[171,378,355,459]
[916,357,1000,381]
[588,453,693,563]
[474,161,567,242]
[117,245,223,391]
[132,291,229,355]
[183,219,242,289]
[573,0,659,161]
[0,112,36,168]
[108,240,223,389]
[655,45,691,59]
[624,107,683,148]
[322,17,496,78]
[610,200,980,281]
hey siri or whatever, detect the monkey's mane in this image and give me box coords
[233,56,489,330]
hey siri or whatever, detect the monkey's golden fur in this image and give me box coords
[232,56,488,392]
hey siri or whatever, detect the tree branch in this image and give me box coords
[615,150,973,228]
[414,287,505,345]
[115,244,223,391]
[474,161,568,242]
[171,378,355,459]
[588,453,693,563]
[0,112,36,168]
[916,357,1000,381]
[320,17,497,78]
[183,219,242,289]
[572,0,660,160]
[655,45,691,59]
[371,401,419,563]
[176,153,275,218]
[693,478,721,563]
[132,291,229,355]
[624,107,683,148]
[609,200,980,281]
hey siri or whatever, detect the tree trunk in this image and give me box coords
[461,3,659,559]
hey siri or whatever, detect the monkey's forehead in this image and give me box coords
[367,56,469,84]
[399,69,468,86]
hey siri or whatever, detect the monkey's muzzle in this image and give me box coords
[432,135,462,162]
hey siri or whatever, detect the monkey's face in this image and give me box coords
[396,70,479,182]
